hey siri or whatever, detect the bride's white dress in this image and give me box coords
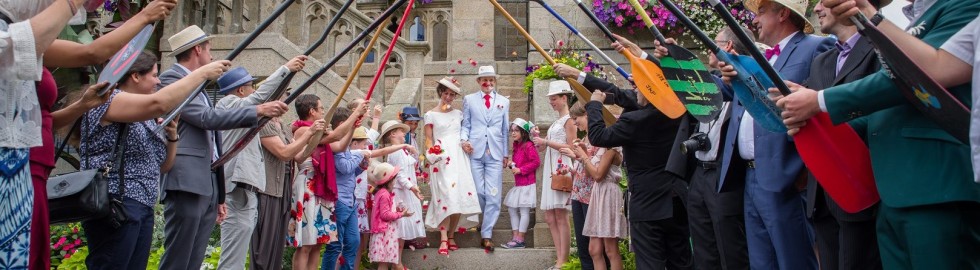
[423,110,482,231]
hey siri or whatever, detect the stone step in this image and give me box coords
[420,227,536,249]
[402,247,556,270]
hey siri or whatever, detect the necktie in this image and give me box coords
[765,44,781,60]
[484,94,491,109]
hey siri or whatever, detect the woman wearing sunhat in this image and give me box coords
[532,80,577,269]
[423,76,482,255]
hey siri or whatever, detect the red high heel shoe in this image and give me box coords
[438,240,450,256]
[448,237,459,251]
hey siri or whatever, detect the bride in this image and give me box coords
[423,76,482,256]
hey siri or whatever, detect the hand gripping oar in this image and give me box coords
[533,0,630,82]
[211,0,409,169]
[301,0,413,158]
[97,23,156,96]
[211,0,356,167]
[569,0,686,119]
[850,14,969,143]
[625,0,722,123]
[489,0,617,124]
[155,0,298,134]
[699,0,878,212]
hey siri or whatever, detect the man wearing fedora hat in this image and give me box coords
[214,55,308,270]
[460,65,510,251]
[157,25,290,270]
[716,0,834,269]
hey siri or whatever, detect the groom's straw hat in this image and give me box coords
[167,25,212,57]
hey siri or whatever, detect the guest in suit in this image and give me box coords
[558,38,691,267]
[717,0,834,269]
[776,0,980,268]
[674,26,752,270]
[157,25,289,270]
[460,65,510,251]
[800,1,886,269]
[215,56,307,270]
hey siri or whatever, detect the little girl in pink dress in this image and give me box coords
[368,162,412,269]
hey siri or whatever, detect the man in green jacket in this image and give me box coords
[770,0,980,268]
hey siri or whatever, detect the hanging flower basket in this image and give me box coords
[591,0,756,39]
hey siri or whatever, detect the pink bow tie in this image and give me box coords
[765,44,781,60]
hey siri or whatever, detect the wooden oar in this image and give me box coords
[156,0,298,134]
[849,14,969,143]
[532,0,631,82]
[212,0,357,167]
[625,0,722,123]
[489,0,617,124]
[210,0,408,169]
[301,22,390,159]
[700,0,878,212]
[568,0,686,119]
[301,0,415,158]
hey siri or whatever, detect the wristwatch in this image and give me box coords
[869,11,884,26]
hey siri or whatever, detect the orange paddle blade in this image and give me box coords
[624,50,686,118]
[568,78,618,124]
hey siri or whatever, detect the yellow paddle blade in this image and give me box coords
[567,78,617,125]
[624,50,686,118]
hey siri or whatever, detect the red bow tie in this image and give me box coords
[765,44,781,60]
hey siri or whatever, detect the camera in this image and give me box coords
[680,132,711,155]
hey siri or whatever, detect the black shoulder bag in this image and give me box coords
[47,119,130,228]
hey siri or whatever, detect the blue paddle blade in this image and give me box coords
[97,24,154,95]
[716,51,786,132]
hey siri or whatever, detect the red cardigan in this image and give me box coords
[511,141,540,186]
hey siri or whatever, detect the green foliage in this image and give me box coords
[524,35,609,94]
[620,239,636,270]
[55,246,88,270]
[146,247,166,270]
[201,246,222,270]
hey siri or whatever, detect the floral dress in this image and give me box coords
[287,159,338,247]
[369,189,402,264]
[580,147,628,239]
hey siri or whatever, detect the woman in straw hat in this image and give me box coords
[422,76,482,255]
[532,80,578,269]
[378,120,424,268]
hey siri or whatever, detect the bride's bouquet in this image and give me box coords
[424,140,450,170]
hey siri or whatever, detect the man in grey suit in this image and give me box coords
[157,25,289,270]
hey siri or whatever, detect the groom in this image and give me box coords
[461,65,510,252]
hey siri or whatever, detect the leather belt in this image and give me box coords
[697,161,718,169]
[237,183,259,193]
[746,160,756,169]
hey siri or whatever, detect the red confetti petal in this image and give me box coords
[450,69,456,73]
[433,167,439,173]
[470,60,478,67]
[423,255,428,260]
[477,42,484,47]
[442,206,448,211]
[440,226,446,231]
[485,249,490,254]
[457,59,463,64]
[437,199,441,203]
[468,192,472,196]
[458,227,466,234]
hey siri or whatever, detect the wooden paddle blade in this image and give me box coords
[660,45,723,123]
[716,52,786,132]
[858,19,969,143]
[568,78,617,125]
[624,51,686,119]
[98,24,154,95]
[796,113,879,213]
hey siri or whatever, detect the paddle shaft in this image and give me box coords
[536,0,631,82]
[489,0,616,125]
[303,22,390,159]
[705,0,790,96]
[211,0,356,167]
[210,0,408,169]
[625,0,669,44]
[155,0,297,134]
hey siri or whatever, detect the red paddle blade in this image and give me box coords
[795,113,879,213]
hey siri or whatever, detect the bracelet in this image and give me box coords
[167,134,180,142]
[66,0,78,15]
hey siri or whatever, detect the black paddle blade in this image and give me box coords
[660,44,724,122]
[97,24,154,95]
[857,18,969,143]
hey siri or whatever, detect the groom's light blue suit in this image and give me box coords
[460,90,510,238]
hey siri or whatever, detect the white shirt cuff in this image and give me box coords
[818,91,828,112]
[577,72,587,84]
[640,51,649,60]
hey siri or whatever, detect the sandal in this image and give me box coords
[438,240,449,256]
[448,237,459,251]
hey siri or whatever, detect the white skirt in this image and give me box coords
[504,184,537,208]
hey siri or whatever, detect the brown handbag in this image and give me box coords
[550,173,573,192]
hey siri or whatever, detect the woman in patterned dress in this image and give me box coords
[288,95,338,270]
[531,81,577,269]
